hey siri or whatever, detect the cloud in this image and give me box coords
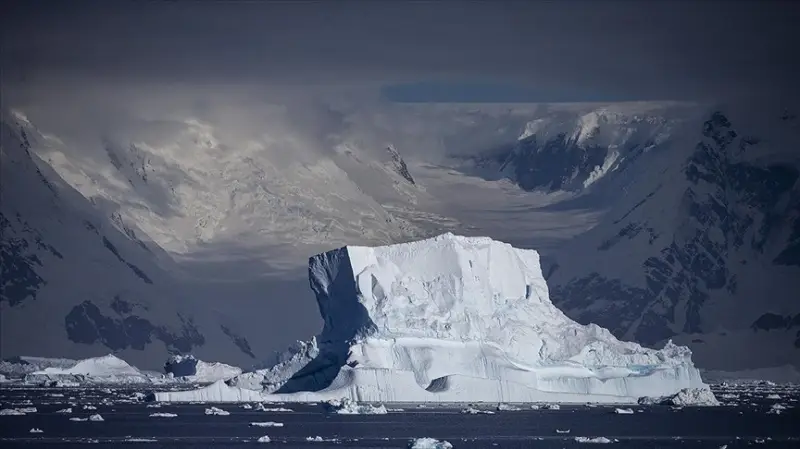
[2,1,798,102]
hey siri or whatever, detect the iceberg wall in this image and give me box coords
[155,233,711,403]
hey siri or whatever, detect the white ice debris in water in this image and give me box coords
[56,408,72,414]
[638,388,720,406]
[462,407,495,414]
[766,394,781,399]
[29,428,44,434]
[256,436,271,443]
[614,407,634,414]
[768,404,787,414]
[0,408,28,415]
[250,422,284,427]
[150,413,178,418]
[544,403,561,410]
[325,398,388,415]
[164,354,242,383]
[154,234,711,404]
[125,438,157,442]
[88,414,104,422]
[575,436,617,443]
[204,407,230,416]
[556,429,571,434]
[409,438,454,449]
[83,405,97,410]
[254,404,293,412]
[69,417,88,422]
[306,436,324,442]
[497,403,521,411]
[241,404,253,409]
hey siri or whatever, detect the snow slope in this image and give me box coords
[155,234,709,403]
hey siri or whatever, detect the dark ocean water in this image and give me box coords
[0,384,798,448]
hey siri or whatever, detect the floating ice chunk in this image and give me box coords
[149,413,177,418]
[29,428,44,433]
[255,404,293,412]
[461,407,495,415]
[556,429,571,434]
[306,436,324,442]
[0,408,28,415]
[56,408,73,414]
[409,438,454,449]
[575,436,617,443]
[766,394,781,399]
[241,404,253,409]
[638,388,719,406]
[204,407,230,416]
[614,408,634,414]
[496,403,521,411]
[83,405,97,410]
[69,417,88,422]
[250,422,283,427]
[768,404,787,414]
[125,438,157,442]
[88,414,104,422]
[256,436,271,443]
[325,398,387,415]
[544,404,561,410]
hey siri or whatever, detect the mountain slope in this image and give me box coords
[544,108,800,370]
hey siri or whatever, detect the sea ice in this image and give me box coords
[256,436,271,443]
[0,408,28,415]
[638,388,720,406]
[88,414,104,421]
[29,428,43,434]
[204,406,230,416]
[149,412,177,418]
[409,438,454,449]
[325,398,387,414]
[154,234,713,404]
[575,436,617,443]
[250,422,283,427]
[614,408,634,414]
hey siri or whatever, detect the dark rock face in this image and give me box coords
[64,300,205,353]
[550,111,800,346]
[220,325,256,359]
[503,134,611,192]
[386,146,415,185]
[0,212,62,307]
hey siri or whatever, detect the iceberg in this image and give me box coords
[25,354,151,384]
[154,233,713,404]
[164,355,242,383]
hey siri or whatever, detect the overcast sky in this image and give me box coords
[2,0,799,103]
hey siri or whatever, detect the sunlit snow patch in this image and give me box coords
[154,234,713,404]
[164,354,242,383]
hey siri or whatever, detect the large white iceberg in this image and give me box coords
[26,354,152,384]
[154,233,711,404]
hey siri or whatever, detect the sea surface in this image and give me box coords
[0,383,798,448]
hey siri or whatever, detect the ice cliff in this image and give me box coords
[155,233,711,403]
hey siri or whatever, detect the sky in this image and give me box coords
[2,0,799,104]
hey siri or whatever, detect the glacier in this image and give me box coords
[155,233,711,404]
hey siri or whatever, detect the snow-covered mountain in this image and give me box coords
[2,101,798,373]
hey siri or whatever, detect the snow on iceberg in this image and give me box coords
[164,355,242,383]
[25,354,151,384]
[154,233,713,404]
